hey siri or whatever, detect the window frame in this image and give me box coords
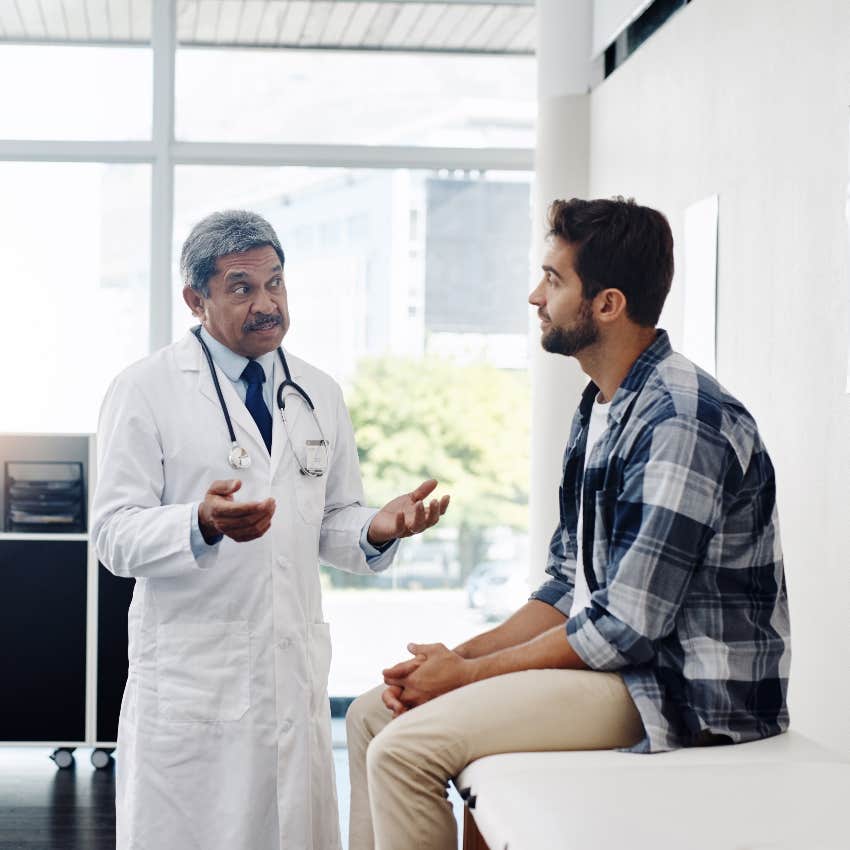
[0,0,533,355]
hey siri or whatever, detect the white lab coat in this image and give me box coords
[92,331,391,850]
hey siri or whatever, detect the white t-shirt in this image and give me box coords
[569,395,611,620]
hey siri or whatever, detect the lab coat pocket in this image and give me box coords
[156,622,250,722]
[295,474,327,527]
[308,622,332,711]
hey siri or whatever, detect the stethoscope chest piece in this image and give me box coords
[228,443,251,470]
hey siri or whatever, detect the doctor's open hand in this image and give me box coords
[197,479,276,544]
[366,479,450,546]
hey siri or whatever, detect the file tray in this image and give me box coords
[5,461,85,533]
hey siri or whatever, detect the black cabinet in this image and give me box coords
[0,540,87,742]
[0,433,134,754]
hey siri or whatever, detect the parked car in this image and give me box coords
[373,537,461,590]
[466,561,511,608]
[465,561,529,621]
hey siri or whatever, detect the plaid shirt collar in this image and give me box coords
[578,329,673,428]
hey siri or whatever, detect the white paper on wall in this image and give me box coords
[682,195,719,376]
[845,116,850,393]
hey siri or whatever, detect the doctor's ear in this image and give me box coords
[182,285,206,319]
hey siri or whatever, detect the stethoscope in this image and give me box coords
[192,326,328,476]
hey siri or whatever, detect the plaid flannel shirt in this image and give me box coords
[532,331,791,752]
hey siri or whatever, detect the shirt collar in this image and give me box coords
[198,325,276,385]
[579,329,673,426]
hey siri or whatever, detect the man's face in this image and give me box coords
[528,237,599,356]
[184,245,290,359]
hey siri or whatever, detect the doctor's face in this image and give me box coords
[185,245,290,359]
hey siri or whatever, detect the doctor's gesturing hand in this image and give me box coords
[365,478,450,546]
[197,478,276,543]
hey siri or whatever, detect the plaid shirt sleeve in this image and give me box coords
[530,522,576,616]
[566,414,728,670]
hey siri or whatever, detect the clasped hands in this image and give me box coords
[381,642,474,718]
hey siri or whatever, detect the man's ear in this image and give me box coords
[595,288,628,325]
[182,285,206,320]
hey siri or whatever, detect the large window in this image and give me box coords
[0,46,152,140]
[172,164,533,696]
[176,47,535,147]
[1,1,535,700]
[0,162,151,433]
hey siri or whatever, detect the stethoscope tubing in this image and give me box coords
[192,325,327,474]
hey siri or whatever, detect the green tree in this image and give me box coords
[345,356,530,579]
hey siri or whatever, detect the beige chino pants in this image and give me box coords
[346,669,644,850]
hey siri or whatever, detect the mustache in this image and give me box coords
[538,310,550,321]
[243,313,282,332]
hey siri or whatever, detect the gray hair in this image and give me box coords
[180,210,285,296]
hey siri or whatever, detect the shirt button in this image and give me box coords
[278,637,291,650]
[281,719,293,733]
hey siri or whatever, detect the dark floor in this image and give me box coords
[0,735,464,849]
[0,748,116,850]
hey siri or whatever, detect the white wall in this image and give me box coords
[586,0,850,753]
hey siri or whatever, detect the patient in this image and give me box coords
[345,197,791,850]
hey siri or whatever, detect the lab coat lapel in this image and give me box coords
[178,332,270,464]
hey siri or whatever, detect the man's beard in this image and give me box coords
[541,300,599,356]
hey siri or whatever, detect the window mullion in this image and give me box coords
[149,0,176,353]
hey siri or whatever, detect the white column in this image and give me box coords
[527,0,596,583]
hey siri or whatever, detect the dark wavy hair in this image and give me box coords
[548,197,674,327]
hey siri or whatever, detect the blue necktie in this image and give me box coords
[240,360,272,453]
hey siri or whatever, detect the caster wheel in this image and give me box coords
[50,748,76,769]
[91,748,115,769]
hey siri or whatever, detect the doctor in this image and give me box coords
[92,209,450,850]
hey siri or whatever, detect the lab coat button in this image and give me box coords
[278,637,291,650]
[281,719,293,733]
[276,557,286,568]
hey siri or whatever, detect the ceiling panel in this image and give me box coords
[487,4,532,50]
[278,0,310,44]
[382,2,422,44]
[364,2,403,46]
[340,1,377,45]
[319,0,355,44]
[402,2,443,46]
[422,4,465,47]
[214,0,243,44]
[109,0,132,40]
[87,0,111,39]
[439,3,487,49]
[193,0,220,41]
[237,0,267,41]
[16,2,46,37]
[40,1,70,39]
[128,0,150,40]
[298,0,332,44]
[505,11,533,52]
[176,0,199,40]
[0,0,535,53]
[469,4,513,49]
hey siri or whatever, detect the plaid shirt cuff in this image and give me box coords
[566,609,630,671]
[530,578,574,616]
